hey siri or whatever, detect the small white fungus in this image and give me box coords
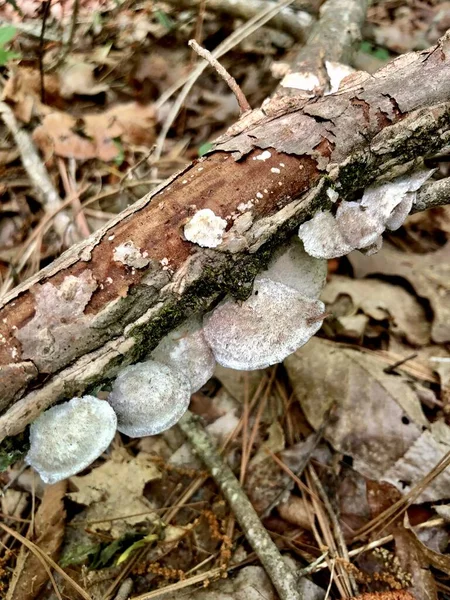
[299,170,434,259]
[253,151,272,161]
[26,396,117,484]
[184,208,227,248]
[325,61,355,94]
[298,210,354,259]
[152,317,216,393]
[107,360,191,437]
[203,278,325,370]
[256,238,327,299]
[113,241,150,268]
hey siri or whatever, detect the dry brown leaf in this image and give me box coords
[2,68,60,122]
[69,447,161,537]
[7,480,67,600]
[382,421,450,503]
[33,112,98,161]
[349,243,450,343]
[105,102,157,147]
[321,275,431,346]
[284,338,428,478]
[394,526,439,600]
[59,62,109,99]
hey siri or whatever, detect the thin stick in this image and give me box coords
[178,410,304,600]
[49,0,80,70]
[188,39,251,115]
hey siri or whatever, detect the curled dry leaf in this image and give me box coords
[286,339,450,502]
[321,275,431,346]
[284,338,427,478]
[349,243,450,344]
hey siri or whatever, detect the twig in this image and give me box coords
[39,0,52,103]
[0,102,77,245]
[178,410,304,600]
[188,39,251,115]
[49,0,79,71]
[384,353,418,374]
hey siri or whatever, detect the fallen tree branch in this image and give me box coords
[1,33,450,460]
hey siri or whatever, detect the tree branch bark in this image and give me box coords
[1,33,450,458]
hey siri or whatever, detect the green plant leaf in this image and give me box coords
[198,141,213,157]
[0,25,17,47]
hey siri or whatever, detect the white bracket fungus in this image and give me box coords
[184,208,227,248]
[256,238,327,299]
[26,396,117,484]
[107,360,191,437]
[113,241,150,268]
[299,169,434,259]
[152,316,216,393]
[203,278,325,370]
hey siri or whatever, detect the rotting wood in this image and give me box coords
[1,35,450,460]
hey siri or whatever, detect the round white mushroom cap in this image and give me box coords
[256,238,327,298]
[26,396,117,485]
[107,360,191,437]
[152,317,216,393]
[203,278,325,370]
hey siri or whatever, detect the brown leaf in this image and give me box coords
[8,480,67,600]
[394,526,438,600]
[284,338,428,478]
[349,243,450,343]
[321,275,431,346]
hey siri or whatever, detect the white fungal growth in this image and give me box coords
[113,241,150,268]
[203,278,325,370]
[299,170,434,259]
[107,361,191,437]
[253,150,272,161]
[152,317,216,393]
[26,396,117,484]
[184,208,227,248]
[298,210,354,259]
[256,238,327,299]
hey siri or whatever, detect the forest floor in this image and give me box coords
[1,1,450,599]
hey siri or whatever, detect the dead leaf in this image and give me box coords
[284,338,428,479]
[33,112,99,161]
[59,62,109,99]
[321,275,431,346]
[7,480,67,600]
[69,447,161,537]
[394,526,439,600]
[349,243,450,343]
[382,421,450,503]
[2,68,60,122]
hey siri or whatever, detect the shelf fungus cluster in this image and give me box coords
[25,238,327,483]
[26,169,431,484]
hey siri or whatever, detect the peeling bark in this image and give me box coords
[1,36,450,454]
